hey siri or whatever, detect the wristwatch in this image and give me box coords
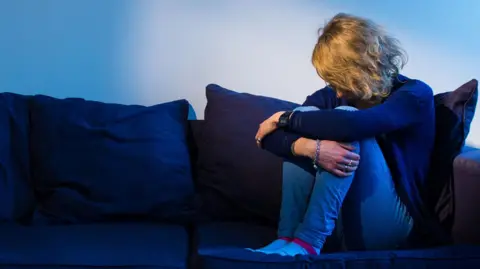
[277,111,293,128]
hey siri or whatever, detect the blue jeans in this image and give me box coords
[278,106,413,251]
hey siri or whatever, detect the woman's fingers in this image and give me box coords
[255,131,261,141]
[335,162,357,172]
[338,157,359,167]
[256,119,278,145]
[345,150,360,160]
[331,168,353,177]
[255,136,262,147]
[255,125,264,139]
[255,124,267,147]
[335,143,360,161]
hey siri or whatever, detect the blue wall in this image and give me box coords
[0,0,130,103]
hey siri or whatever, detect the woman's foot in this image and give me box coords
[249,237,292,253]
[268,238,320,256]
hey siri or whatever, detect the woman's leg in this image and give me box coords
[254,106,319,252]
[255,160,316,252]
[277,139,359,255]
[272,106,413,256]
[340,134,413,250]
[277,106,321,239]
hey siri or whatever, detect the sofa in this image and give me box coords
[0,79,479,269]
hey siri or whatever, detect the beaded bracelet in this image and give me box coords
[313,140,320,169]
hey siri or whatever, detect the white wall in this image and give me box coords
[1,0,479,146]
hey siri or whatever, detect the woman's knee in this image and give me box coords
[294,105,357,113]
[335,105,358,112]
[293,106,319,112]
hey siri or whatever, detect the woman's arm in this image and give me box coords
[260,130,301,158]
[287,80,434,142]
[261,87,340,158]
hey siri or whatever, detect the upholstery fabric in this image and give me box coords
[195,84,298,224]
[0,223,188,269]
[452,148,480,244]
[196,222,480,269]
[29,95,195,224]
[0,93,35,223]
[424,79,478,241]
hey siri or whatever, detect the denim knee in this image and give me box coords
[294,105,358,112]
[293,106,319,112]
[335,105,358,112]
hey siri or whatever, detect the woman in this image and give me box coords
[253,13,435,256]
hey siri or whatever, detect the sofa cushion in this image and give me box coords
[195,84,298,224]
[424,79,478,241]
[0,93,35,223]
[195,222,480,269]
[0,223,188,269]
[30,95,194,224]
[200,246,480,269]
[452,148,480,244]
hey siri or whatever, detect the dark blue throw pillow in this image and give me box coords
[424,79,478,244]
[195,84,298,225]
[29,95,195,224]
[0,93,35,223]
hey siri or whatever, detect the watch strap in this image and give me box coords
[277,111,293,128]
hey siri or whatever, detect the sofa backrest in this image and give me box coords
[0,93,35,224]
[187,120,203,185]
[452,147,480,244]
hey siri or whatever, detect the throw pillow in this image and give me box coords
[30,95,195,224]
[425,79,478,241]
[195,84,298,225]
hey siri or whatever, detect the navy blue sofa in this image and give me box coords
[1,86,480,269]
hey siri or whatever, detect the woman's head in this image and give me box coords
[312,13,407,102]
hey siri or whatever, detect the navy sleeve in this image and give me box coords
[287,80,434,142]
[261,87,339,158]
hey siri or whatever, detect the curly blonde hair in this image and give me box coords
[312,13,408,102]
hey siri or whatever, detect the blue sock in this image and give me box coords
[272,239,320,256]
[247,238,291,253]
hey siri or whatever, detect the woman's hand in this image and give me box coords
[255,111,284,147]
[295,138,360,177]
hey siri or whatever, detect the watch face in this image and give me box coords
[278,112,291,127]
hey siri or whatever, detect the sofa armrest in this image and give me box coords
[452,147,480,244]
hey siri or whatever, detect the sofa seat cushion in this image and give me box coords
[0,223,188,269]
[196,222,480,269]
